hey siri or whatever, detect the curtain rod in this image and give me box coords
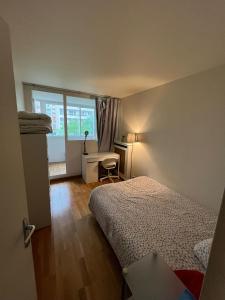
[23,82,117,99]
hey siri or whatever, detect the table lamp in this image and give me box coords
[127,132,138,178]
[83,130,89,155]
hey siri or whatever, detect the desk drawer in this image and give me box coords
[85,161,98,183]
[87,159,98,163]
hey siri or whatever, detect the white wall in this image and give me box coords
[120,64,225,213]
[67,140,98,175]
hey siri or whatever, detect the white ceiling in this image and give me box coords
[1,0,225,98]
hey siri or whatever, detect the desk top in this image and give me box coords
[123,253,195,300]
[82,152,119,162]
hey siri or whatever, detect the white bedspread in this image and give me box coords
[89,176,216,271]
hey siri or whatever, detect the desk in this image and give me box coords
[82,152,120,183]
[122,253,195,300]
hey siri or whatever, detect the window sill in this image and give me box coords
[68,138,98,142]
[47,135,97,142]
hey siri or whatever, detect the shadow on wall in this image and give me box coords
[131,126,224,213]
[122,109,153,134]
[122,85,169,135]
[132,131,168,181]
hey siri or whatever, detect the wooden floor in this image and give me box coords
[32,177,122,300]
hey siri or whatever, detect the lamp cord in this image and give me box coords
[130,142,134,179]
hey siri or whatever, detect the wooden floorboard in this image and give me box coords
[32,177,122,300]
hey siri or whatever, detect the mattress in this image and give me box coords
[89,176,216,271]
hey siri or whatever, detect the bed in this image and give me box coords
[89,176,216,272]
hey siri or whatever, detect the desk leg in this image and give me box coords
[121,277,131,300]
[121,277,126,300]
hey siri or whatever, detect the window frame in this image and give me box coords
[30,85,97,141]
[66,101,97,141]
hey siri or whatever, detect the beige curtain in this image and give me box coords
[95,97,119,152]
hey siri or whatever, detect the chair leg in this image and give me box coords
[108,169,114,183]
[100,176,109,182]
[100,167,120,183]
[109,164,120,182]
[100,169,112,182]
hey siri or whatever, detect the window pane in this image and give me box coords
[67,106,80,137]
[66,96,96,140]
[32,90,64,137]
[81,108,95,137]
[32,90,66,168]
[34,100,41,113]
[45,103,64,136]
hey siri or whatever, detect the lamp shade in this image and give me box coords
[127,133,137,143]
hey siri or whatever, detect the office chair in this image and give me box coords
[100,158,119,183]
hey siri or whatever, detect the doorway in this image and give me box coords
[31,87,97,179]
[32,90,67,178]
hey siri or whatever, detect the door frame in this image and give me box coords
[31,87,68,179]
[24,83,97,180]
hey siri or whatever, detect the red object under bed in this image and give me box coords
[174,269,204,300]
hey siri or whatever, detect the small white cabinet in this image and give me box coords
[114,141,133,180]
[20,134,51,229]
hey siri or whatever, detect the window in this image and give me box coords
[32,90,64,137]
[32,90,97,140]
[66,96,97,140]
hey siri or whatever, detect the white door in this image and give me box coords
[0,18,37,300]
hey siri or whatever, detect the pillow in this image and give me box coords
[194,238,213,269]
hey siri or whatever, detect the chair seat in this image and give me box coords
[100,158,119,183]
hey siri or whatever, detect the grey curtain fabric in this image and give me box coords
[95,97,119,152]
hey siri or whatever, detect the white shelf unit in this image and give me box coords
[20,133,51,230]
